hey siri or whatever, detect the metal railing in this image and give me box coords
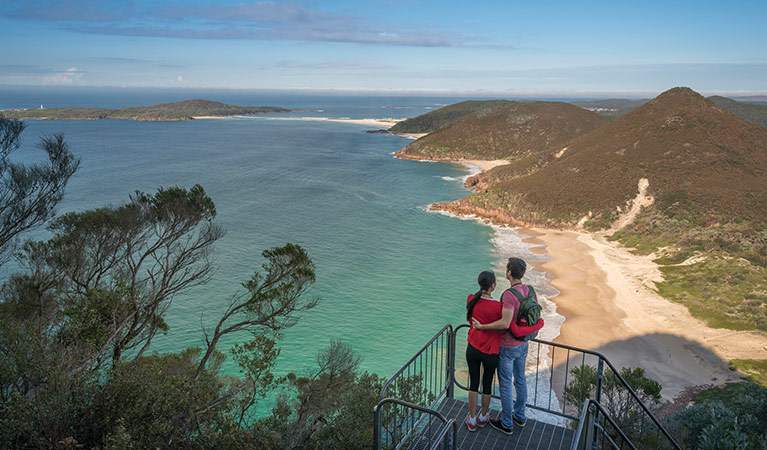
[374,325,453,450]
[453,324,680,449]
[573,399,638,450]
[374,398,457,450]
[375,324,681,450]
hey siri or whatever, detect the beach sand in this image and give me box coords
[192,116,405,129]
[456,159,510,173]
[262,117,403,128]
[530,228,767,400]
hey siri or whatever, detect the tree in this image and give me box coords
[1,185,223,389]
[0,116,79,266]
[257,340,382,450]
[0,181,385,449]
[565,365,662,445]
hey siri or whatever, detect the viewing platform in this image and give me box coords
[373,324,681,450]
[431,397,574,449]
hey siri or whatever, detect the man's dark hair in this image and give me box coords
[506,257,526,280]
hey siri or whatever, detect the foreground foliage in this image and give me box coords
[0,116,79,266]
[672,382,767,450]
[0,148,380,448]
[565,365,662,446]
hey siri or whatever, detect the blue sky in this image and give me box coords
[1,0,766,96]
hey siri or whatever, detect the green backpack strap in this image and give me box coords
[506,285,534,303]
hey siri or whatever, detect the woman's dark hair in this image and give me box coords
[506,257,526,280]
[467,270,496,321]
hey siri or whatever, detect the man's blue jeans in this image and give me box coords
[498,343,528,428]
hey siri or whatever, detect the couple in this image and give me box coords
[464,257,544,435]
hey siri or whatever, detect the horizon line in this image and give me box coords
[1,84,766,100]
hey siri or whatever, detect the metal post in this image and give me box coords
[584,404,596,450]
[373,404,382,450]
[447,327,455,399]
[592,359,604,450]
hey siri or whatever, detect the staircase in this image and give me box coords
[373,324,681,450]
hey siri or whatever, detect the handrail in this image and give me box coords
[374,325,454,450]
[379,324,453,402]
[375,323,682,450]
[572,397,592,448]
[571,399,638,450]
[531,338,680,449]
[428,418,457,450]
[452,323,680,449]
[374,398,455,450]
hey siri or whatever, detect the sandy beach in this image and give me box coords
[258,116,403,128]
[439,158,766,401]
[405,145,766,400]
[456,159,510,173]
[530,228,767,399]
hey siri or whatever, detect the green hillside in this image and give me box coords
[709,95,767,128]
[440,87,767,330]
[2,99,290,121]
[396,101,609,162]
[1,107,114,119]
[388,100,513,133]
[457,88,767,225]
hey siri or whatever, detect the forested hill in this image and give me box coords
[451,87,767,227]
[2,99,291,121]
[708,96,767,128]
[388,100,513,133]
[436,87,767,332]
[395,101,609,162]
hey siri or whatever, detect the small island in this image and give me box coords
[1,99,292,121]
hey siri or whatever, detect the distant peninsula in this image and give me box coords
[1,99,292,121]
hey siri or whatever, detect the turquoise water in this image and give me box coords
[9,99,501,379]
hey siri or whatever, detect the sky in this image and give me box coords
[1,0,766,97]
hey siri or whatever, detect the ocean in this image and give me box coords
[2,88,563,417]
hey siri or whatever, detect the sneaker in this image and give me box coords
[465,415,477,432]
[513,416,527,427]
[489,418,513,435]
[477,413,490,428]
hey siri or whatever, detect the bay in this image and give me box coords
[7,93,499,380]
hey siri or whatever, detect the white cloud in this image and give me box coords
[42,66,85,85]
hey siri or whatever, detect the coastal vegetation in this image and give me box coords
[565,365,767,449]
[396,101,608,162]
[708,95,767,128]
[729,360,767,386]
[0,116,380,449]
[2,99,291,121]
[671,382,767,449]
[388,99,513,134]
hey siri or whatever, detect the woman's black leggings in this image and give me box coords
[465,343,499,395]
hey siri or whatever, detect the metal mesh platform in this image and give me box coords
[434,397,575,450]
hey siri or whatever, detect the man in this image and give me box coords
[471,257,534,435]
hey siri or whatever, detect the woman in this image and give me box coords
[464,270,502,431]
